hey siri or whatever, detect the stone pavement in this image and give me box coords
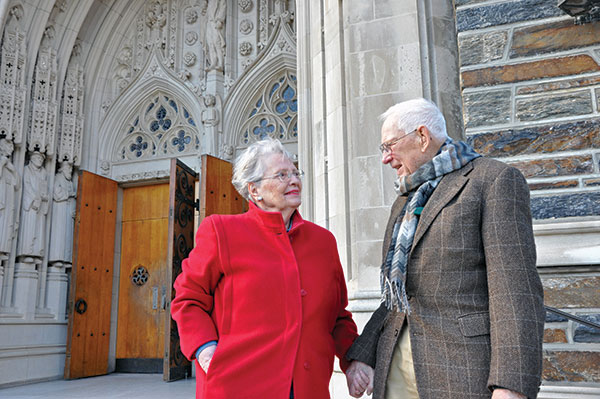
[0,373,195,398]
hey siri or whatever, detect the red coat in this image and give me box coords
[171,202,358,398]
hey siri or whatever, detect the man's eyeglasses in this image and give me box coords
[257,170,305,183]
[379,129,418,154]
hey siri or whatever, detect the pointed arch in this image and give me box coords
[223,19,296,157]
[97,50,203,178]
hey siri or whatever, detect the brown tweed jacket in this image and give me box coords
[347,157,545,399]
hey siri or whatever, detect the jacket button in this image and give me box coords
[303,361,310,370]
[394,329,399,337]
[300,289,307,297]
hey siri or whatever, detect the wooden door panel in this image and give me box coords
[65,171,118,379]
[200,154,247,217]
[164,156,247,381]
[117,184,169,364]
[164,159,196,381]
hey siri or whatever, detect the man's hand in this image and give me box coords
[492,388,527,399]
[345,360,374,398]
[196,344,216,374]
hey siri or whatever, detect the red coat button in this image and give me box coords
[300,289,307,297]
[303,361,310,370]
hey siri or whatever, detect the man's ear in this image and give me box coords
[417,126,431,152]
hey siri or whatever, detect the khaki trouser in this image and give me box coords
[385,325,419,399]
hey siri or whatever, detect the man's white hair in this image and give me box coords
[380,98,448,141]
[232,137,293,201]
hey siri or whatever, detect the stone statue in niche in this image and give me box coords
[200,0,227,71]
[201,94,220,127]
[0,138,20,257]
[17,151,49,260]
[49,161,76,267]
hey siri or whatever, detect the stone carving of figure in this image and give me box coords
[201,94,220,127]
[146,0,167,29]
[0,138,20,256]
[17,151,49,259]
[201,0,227,71]
[49,161,76,266]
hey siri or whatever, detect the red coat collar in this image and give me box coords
[248,201,305,233]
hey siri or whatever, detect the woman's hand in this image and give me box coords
[197,344,216,374]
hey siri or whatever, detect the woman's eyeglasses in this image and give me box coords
[257,170,305,183]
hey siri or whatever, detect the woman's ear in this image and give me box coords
[248,182,259,201]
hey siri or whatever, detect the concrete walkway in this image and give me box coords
[0,373,195,398]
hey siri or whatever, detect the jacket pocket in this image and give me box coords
[458,312,490,337]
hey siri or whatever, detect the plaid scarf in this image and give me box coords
[381,138,481,312]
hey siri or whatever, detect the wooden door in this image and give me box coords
[116,183,170,372]
[163,156,246,381]
[199,154,248,218]
[163,159,196,381]
[65,171,118,379]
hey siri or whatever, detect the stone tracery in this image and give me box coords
[115,93,199,161]
[239,71,297,147]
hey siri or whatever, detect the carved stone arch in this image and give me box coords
[223,19,296,159]
[97,50,203,180]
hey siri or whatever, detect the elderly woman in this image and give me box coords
[171,138,358,398]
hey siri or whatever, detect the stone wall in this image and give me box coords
[455,0,600,388]
[456,0,600,219]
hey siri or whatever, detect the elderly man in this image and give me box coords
[345,98,545,399]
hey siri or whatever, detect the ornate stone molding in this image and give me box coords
[115,169,170,182]
[239,0,253,13]
[29,44,58,155]
[59,45,84,166]
[239,19,254,35]
[0,4,27,144]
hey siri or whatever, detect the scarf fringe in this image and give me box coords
[382,276,411,314]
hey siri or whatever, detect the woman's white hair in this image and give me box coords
[380,98,448,141]
[232,137,293,201]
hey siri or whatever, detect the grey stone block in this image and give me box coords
[348,14,419,53]
[458,30,508,66]
[467,119,600,158]
[516,90,593,122]
[545,311,568,323]
[455,0,490,6]
[350,156,384,210]
[373,0,416,19]
[352,207,391,243]
[349,93,412,159]
[456,0,563,32]
[463,89,511,128]
[531,192,600,219]
[343,0,373,25]
[573,314,600,343]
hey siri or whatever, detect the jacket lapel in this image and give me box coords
[411,162,473,251]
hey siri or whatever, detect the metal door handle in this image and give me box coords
[152,287,158,310]
[75,298,87,314]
